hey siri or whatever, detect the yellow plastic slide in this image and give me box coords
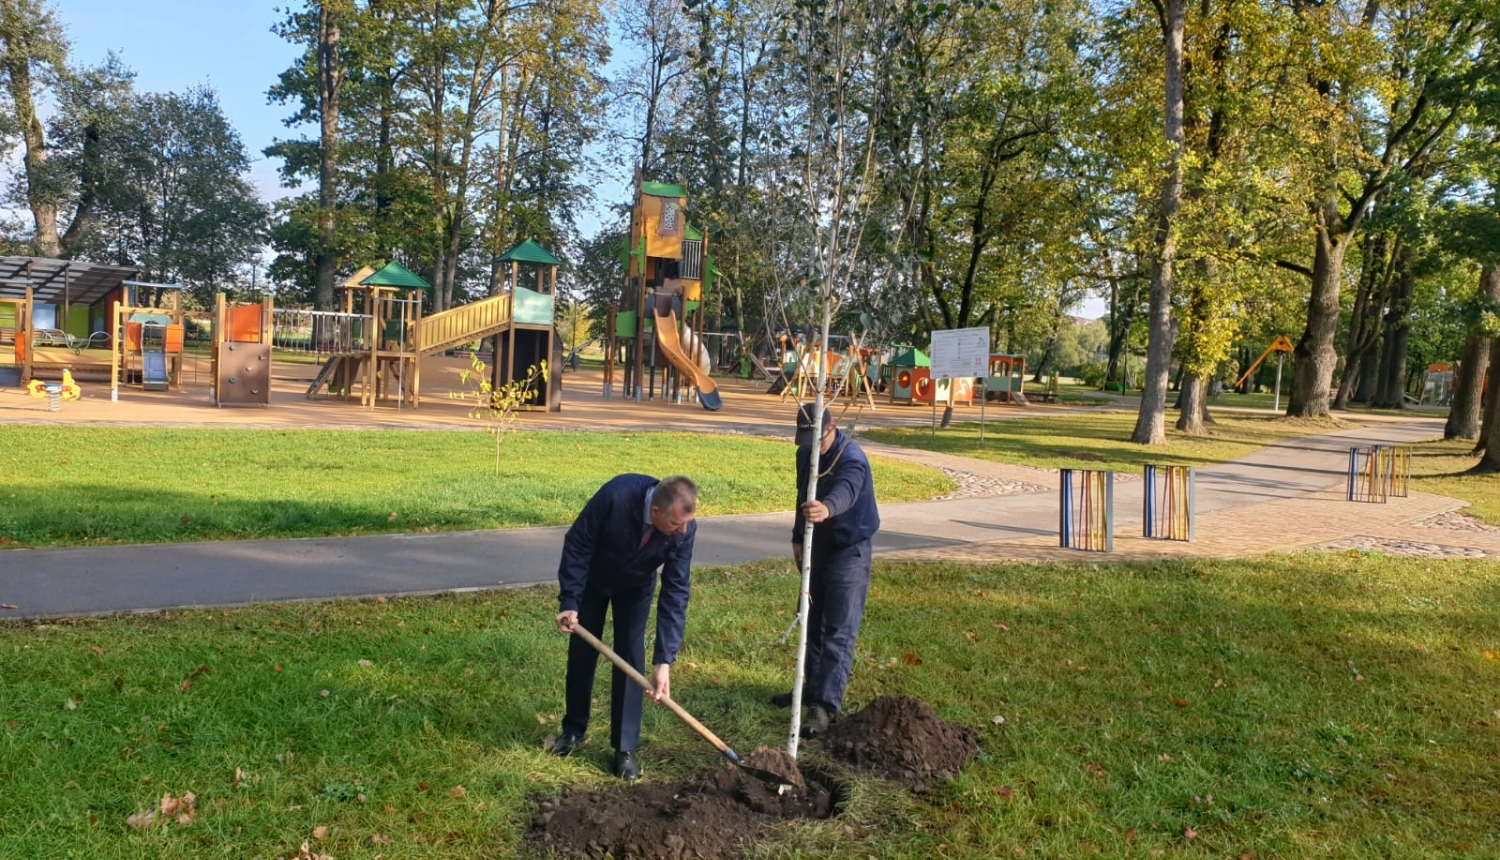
[653,309,722,410]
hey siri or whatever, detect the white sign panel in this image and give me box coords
[930,327,990,380]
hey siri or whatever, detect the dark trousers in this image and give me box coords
[562,579,655,752]
[806,539,872,712]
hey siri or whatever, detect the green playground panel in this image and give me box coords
[513,286,554,326]
[615,311,637,338]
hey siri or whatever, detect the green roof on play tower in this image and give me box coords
[362,261,431,289]
[890,347,929,366]
[497,239,562,266]
[642,181,685,198]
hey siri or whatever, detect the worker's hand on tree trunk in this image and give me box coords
[555,610,578,633]
[800,500,830,524]
[650,663,671,701]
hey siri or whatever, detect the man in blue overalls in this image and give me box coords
[775,404,880,736]
[553,474,698,781]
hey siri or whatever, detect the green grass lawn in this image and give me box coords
[0,427,951,549]
[2,553,1495,858]
[1409,437,1500,524]
[863,411,1318,471]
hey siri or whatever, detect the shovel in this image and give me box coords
[570,625,790,786]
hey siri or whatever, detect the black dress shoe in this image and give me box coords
[770,691,793,708]
[615,750,642,782]
[552,733,582,757]
[800,704,831,738]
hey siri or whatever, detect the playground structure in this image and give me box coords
[986,354,1029,404]
[887,347,975,407]
[212,294,274,407]
[112,285,188,397]
[1234,334,1294,407]
[294,246,560,411]
[775,334,879,408]
[0,249,564,415]
[606,178,721,410]
[0,256,194,397]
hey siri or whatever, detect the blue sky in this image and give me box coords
[56,1,306,202]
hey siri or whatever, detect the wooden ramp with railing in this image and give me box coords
[303,293,523,408]
[413,293,512,356]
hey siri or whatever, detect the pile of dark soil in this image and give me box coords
[819,695,979,793]
[526,747,832,860]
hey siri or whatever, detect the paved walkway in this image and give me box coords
[3,412,1490,620]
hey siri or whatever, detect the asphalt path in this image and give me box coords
[0,419,1442,619]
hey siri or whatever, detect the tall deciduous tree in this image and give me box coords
[1130,0,1185,445]
[0,0,68,256]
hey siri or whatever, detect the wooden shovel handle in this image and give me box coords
[570,624,739,762]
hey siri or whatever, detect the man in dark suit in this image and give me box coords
[552,474,698,782]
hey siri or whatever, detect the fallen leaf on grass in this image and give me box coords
[1483,650,1494,662]
[90,646,105,658]
[1083,762,1106,778]
[1213,678,1225,689]
[991,715,1006,725]
[1125,828,1136,843]
[995,785,1013,799]
[995,621,1010,631]
[64,697,80,710]
[448,786,467,798]
[1172,697,1190,708]
[281,841,334,860]
[358,659,374,667]
[312,825,328,840]
[963,630,978,643]
[901,652,922,666]
[1183,826,1198,840]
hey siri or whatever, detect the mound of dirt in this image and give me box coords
[526,747,832,860]
[819,695,978,793]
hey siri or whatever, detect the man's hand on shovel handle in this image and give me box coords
[650,664,671,702]
[558,614,670,700]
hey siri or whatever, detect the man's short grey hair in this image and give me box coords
[654,475,698,514]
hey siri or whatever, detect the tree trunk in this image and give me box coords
[1131,0,1185,445]
[1447,264,1500,440]
[315,3,343,312]
[3,42,61,256]
[1474,339,1500,470]
[1333,233,1393,409]
[1373,247,1415,408]
[1354,343,1380,403]
[1176,373,1209,435]
[1287,214,1348,418]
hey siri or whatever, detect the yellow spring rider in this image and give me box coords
[27,369,81,400]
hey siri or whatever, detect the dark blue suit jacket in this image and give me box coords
[558,474,694,665]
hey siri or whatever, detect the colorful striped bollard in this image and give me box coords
[1059,468,1113,552]
[1347,447,1387,503]
[1143,465,1194,541]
